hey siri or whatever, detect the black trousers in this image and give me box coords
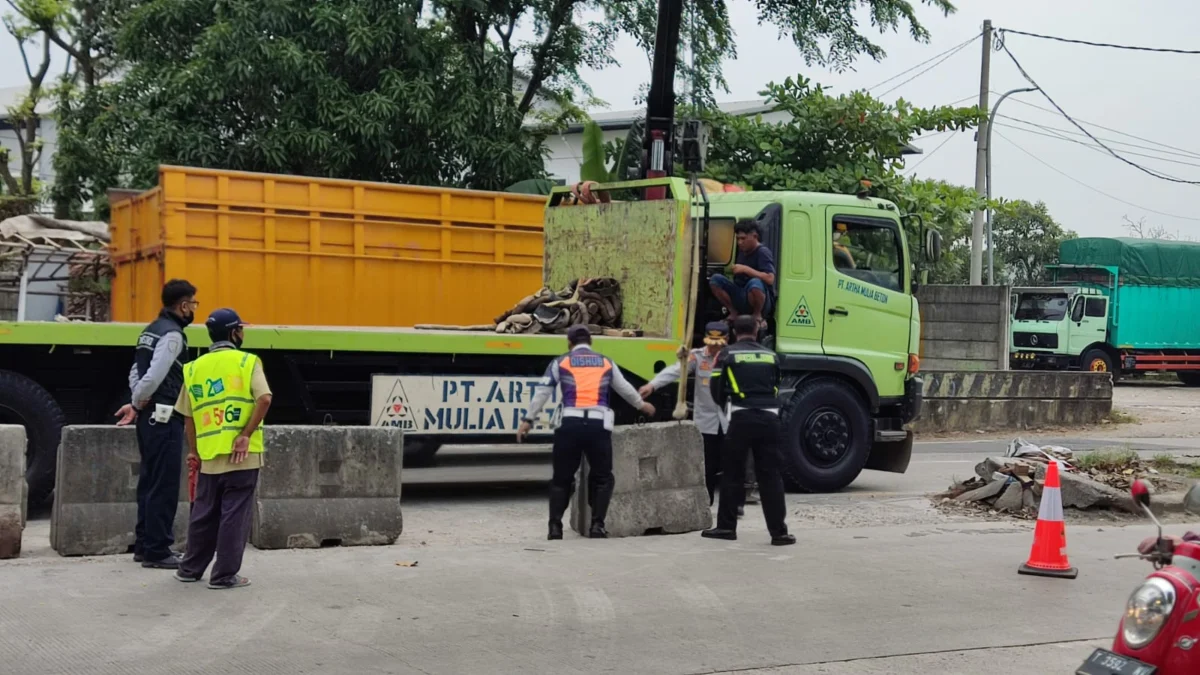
[180,468,258,584]
[550,417,613,498]
[702,431,724,505]
[716,409,788,536]
[134,409,183,561]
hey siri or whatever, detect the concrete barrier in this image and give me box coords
[0,425,26,559]
[570,422,712,538]
[917,284,1010,371]
[913,371,1112,434]
[51,426,189,557]
[251,426,403,550]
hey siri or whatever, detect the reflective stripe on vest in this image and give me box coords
[557,350,613,409]
[183,349,263,461]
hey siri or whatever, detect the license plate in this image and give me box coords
[1076,648,1156,675]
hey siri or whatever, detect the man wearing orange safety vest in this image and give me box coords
[517,325,655,540]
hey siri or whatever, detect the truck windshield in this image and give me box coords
[1014,294,1070,321]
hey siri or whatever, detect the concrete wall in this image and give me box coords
[917,285,1011,371]
[914,371,1112,434]
[251,426,404,550]
[0,425,26,558]
[570,422,711,538]
[51,426,189,557]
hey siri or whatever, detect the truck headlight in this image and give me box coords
[1122,577,1176,648]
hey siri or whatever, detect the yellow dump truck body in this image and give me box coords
[109,166,547,327]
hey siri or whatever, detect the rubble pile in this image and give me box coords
[936,439,1137,518]
[414,278,631,336]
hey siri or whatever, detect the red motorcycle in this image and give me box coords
[1077,480,1200,675]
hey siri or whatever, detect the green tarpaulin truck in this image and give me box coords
[1010,237,1200,383]
[0,175,938,506]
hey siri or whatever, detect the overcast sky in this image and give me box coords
[3,0,1197,239]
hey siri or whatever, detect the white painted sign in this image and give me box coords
[370,374,562,435]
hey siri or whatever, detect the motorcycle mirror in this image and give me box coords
[1132,479,1152,508]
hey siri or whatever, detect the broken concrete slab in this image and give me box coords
[571,422,711,538]
[1032,462,1132,511]
[0,425,24,559]
[994,483,1025,513]
[251,426,404,550]
[955,479,1008,503]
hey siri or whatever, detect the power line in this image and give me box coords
[998,41,1200,185]
[994,122,1200,170]
[996,114,1200,161]
[992,129,1200,223]
[903,132,959,174]
[877,38,978,99]
[998,28,1200,55]
[866,33,980,94]
[992,92,1200,160]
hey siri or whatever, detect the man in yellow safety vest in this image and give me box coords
[172,308,272,589]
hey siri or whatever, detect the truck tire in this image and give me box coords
[1081,348,1117,381]
[403,440,443,468]
[0,370,65,507]
[779,377,871,493]
[1177,372,1200,387]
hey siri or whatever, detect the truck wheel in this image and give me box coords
[1082,349,1117,380]
[0,370,66,508]
[403,440,443,468]
[1177,372,1200,387]
[780,377,871,493]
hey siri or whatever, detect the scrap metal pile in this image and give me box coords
[416,278,631,335]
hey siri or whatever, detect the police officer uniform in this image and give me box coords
[702,319,795,546]
[642,322,729,504]
[522,325,651,540]
[128,301,192,567]
[174,308,272,589]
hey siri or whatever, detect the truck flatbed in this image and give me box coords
[0,321,676,380]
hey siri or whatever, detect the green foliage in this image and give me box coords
[504,178,557,195]
[578,122,608,183]
[991,199,1077,286]
[699,76,983,282]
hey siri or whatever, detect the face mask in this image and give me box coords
[177,309,194,327]
[231,330,244,348]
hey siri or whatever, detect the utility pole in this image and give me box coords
[969,20,993,285]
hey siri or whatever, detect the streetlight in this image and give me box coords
[986,86,1037,285]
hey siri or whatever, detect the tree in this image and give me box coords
[1,0,57,215]
[1122,215,1193,242]
[698,76,982,282]
[991,199,1076,286]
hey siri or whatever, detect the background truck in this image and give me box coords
[1010,236,1200,384]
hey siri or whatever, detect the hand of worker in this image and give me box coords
[187,447,200,466]
[676,345,689,360]
[639,401,656,417]
[637,383,655,399]
[516,420,533,443]
[114,404,137,426]
[231,435,250,464]
[731,264,752,276]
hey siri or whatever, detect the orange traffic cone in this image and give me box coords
[1018,459,1078,579]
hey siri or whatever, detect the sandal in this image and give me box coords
[207,575,251,590]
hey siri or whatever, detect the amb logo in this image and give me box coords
[787,296,815,327]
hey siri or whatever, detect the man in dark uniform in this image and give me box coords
[517,325,656,540]
[702,315,795,546]
[114,279,198,568]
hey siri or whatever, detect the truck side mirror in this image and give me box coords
[923,229,943,263]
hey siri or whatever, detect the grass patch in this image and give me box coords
[1075,448,1139,472]
[1147,453,1200,479]
[1107,409,1138,425]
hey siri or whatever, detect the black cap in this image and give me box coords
[206,308,246,339]
[566,324,592,345]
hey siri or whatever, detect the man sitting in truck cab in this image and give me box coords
[709,219,776,332]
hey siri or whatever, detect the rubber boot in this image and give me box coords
[548,486,571,540]
[589,481,614,539]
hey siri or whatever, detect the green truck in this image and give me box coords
[1,177,938,505]
[1010,237,1200,383]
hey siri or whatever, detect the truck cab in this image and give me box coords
[547,180,937,492]
[1010,285,1114,372]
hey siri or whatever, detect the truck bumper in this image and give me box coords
[1010,351,1069,370]
[864,376,921,475]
